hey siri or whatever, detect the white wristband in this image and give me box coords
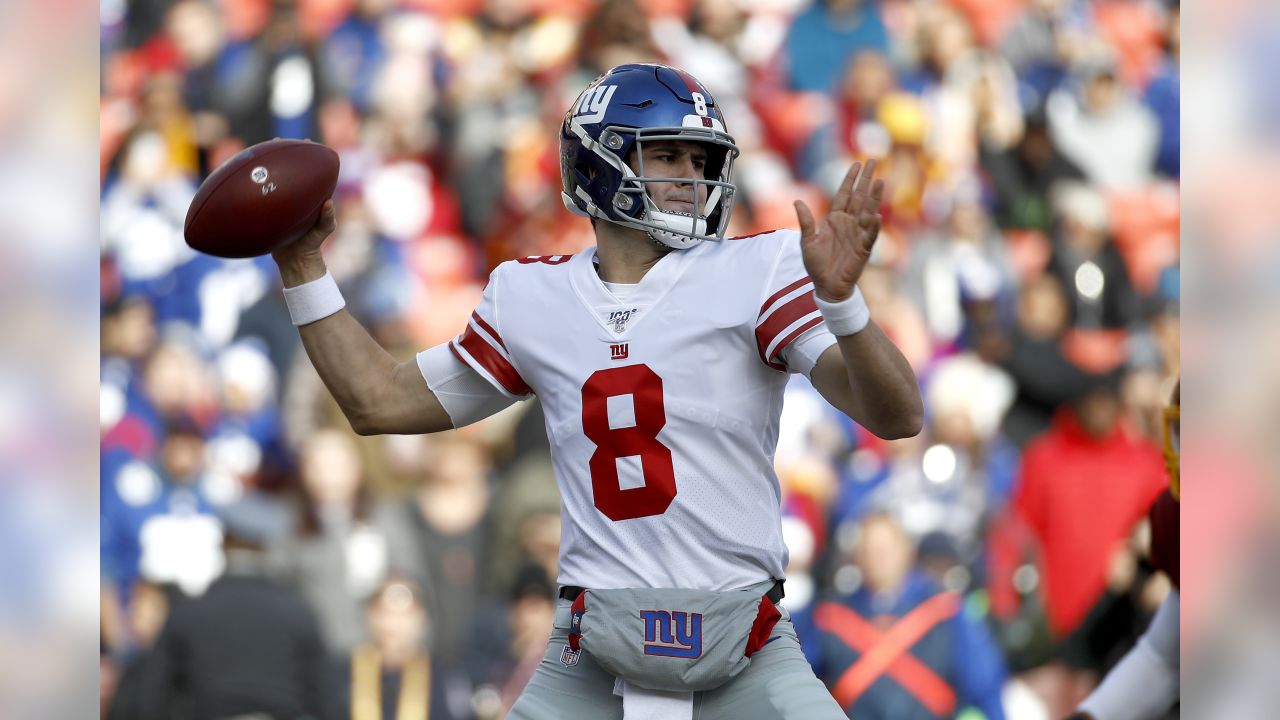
[283,271,346,326]
[815,286,870,336]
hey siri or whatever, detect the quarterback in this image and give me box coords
[272,64,922,719]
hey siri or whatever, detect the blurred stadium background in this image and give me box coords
[97,0,1184,718]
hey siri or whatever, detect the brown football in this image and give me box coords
[184,139,340,259]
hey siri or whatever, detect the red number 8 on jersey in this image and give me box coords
[581,365,677,521]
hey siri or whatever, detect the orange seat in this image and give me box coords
[1093,1,1165,87]
[1107,184,1180,295]
[1003,229,1052,284]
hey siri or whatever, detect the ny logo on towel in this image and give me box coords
[640,610,702,658]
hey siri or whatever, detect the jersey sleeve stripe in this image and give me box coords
[470,312,507,351]
[765,314,824,367]
[755,290,819,361]
[759,277,812,318]
[451,325,531,397]
[758,281,815,323]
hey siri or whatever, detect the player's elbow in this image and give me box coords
[873,419,923,440]
[347,414,381,436]
[344,406,388,436]
[869,408,924,440]
[345,398,454,436]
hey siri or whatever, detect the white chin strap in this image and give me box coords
[642,183,723,250]
[646,210,709,250]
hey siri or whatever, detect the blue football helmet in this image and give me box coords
[560,64,740,250]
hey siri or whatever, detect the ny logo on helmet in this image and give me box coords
[574,84,617,124]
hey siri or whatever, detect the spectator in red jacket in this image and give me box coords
[990,375,1166,641]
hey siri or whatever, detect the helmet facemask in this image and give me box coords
[615,126,738,250]
[562,121,739,250]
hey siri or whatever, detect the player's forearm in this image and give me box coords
[825,323,923,439]
[280,256,449,435]
[294,308,401,431]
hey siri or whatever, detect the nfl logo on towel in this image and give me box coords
[560,644,581,667]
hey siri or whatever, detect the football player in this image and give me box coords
[271,64,922,719]
[1067,380,1180,720]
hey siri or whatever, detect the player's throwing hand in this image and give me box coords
[795,160,885,303]
[273,199,336,265]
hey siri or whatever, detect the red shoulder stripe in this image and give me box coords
[470,312,506,351]
[759,277,812,317]
[756,291,819,360]
[768,316,824,365]
[452,326,530,396]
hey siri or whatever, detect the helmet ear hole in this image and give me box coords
[704,145,728,180]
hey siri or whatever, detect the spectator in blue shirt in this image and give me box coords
[101,418,225,598]
[805,512,1007,720]
[1143,3,1179,178]
[785,0,890,93]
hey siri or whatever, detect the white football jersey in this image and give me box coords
[449,229,836,591]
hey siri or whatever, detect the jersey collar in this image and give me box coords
[568,244,704,338]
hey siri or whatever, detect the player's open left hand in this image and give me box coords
[795,160,885,303]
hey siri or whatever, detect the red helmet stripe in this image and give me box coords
[674,68,701,94]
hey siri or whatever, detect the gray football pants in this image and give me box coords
[507,598,847,719]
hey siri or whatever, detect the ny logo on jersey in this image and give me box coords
[640,610,703,659]
[573,84,617,124]
[609,343,630,361]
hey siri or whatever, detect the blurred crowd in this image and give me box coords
[99,0,1180,718]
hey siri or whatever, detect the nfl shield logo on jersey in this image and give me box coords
[560,643,581,667]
